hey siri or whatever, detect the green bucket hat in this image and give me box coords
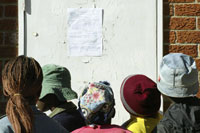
[39,64,78,101]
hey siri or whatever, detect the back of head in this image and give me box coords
[39,64,77,102]
[2,55,43,133]
[158,53,199,98]
[79,81,115,125]
[120,74,161,116]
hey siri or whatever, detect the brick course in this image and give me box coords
[0,60,2,89]
[5,5,17,17]
[167,17,196,30]
[5,32,18,45]
[198,18,200,29]
[0,61,2,75]
[0,102,6,116]
[195,58,200,70]
[168,45,197,57]
[177,31,200,43]
[164,3,174,16]
[164,31,176,43]
[0,6,3,17]
[0,32,3,45]
[164,0,194,2]
[0,19,17,31]
[0,46,18,58]
[0,0,17,3]
[175,4,200,16]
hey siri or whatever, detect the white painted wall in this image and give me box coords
[18,0,163,124]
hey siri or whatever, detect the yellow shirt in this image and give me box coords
[126,113,163,133]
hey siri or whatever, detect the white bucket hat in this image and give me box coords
[158,53,199,98]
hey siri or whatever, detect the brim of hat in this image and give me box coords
[39,84,78,101]
[120,75,140,116]
[157,80,199,98]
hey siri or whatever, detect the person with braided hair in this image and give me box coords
[0,56,68,133]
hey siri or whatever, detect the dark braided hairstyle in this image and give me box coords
[2,55,43,133]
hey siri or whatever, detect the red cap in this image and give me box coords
[120,74,161,116]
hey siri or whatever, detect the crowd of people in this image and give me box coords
[0,53,200,133]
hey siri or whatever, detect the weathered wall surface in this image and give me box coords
[21,0,158,124]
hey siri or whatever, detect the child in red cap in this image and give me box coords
[120,74,162,133]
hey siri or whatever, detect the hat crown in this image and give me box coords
[39,64,77,101]
[163,53,195,70]
[158,53,199,97]
[120,75,161,116]
[42,64,71,87]
[79,82,115,124]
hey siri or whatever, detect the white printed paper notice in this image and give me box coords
[67,8,102,56]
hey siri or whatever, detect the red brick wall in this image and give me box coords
[0,0,18,116]
[163,0,200,60]
[163,0,200,110]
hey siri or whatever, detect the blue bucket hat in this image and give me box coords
[158,53,199,98]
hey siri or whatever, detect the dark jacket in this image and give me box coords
[153,97,200,133]
[0,106,68,133]
[49,102,86,132]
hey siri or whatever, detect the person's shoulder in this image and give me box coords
[121,119,132,128]
[71,126,88,133]
[0,115,9,125]
[72,125,132,133]
[102,125,132,133]
[34,111,69,133]
[71,126,96,133]
[0,116,14,133]
[0,115,6,121]
[152,122,170,133]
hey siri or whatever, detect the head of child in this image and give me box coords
[37,64,77,111]
[120,74,161,117]
[157,53,199,102]
[2,55,43,133]
[79,81,115,125]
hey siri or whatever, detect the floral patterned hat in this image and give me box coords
[79,81,115,124]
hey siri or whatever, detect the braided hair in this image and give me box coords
[2,55,43,133]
